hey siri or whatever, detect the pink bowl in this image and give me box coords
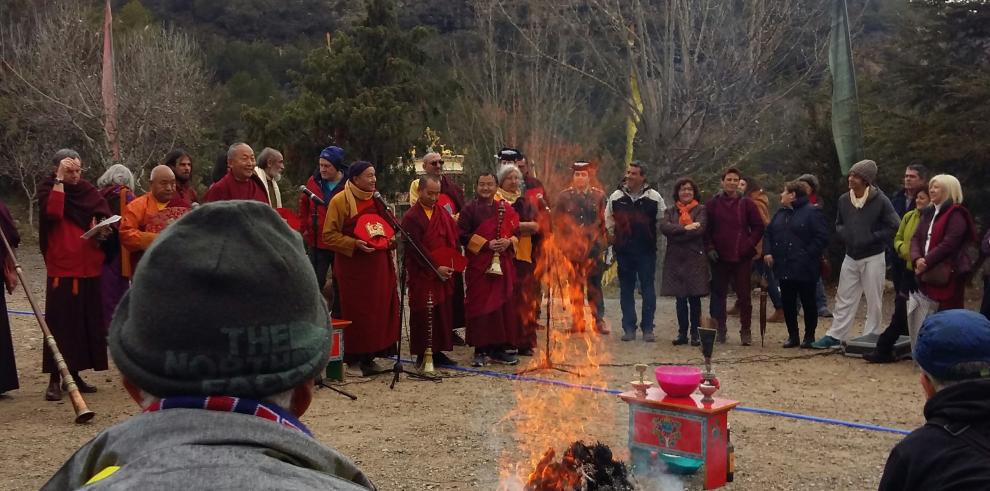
[655,366,702,397]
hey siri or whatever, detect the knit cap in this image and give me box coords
[109,201,331,398]
[797,174,820,193]
[914,309,990,381]
[319,146,347,172]
[848,159,878,184]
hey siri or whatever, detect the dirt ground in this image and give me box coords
[3,238,983,490]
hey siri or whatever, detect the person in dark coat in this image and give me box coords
[763,181,829,348]
[878,309,990,491]
[981,227,990,321]
[660,178,709,346]
[1,200,21,395]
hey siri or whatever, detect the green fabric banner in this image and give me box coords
[829,0,864,175]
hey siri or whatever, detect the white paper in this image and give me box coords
[81,215,121,240]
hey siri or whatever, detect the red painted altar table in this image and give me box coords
[618,387,739,489]
[325,319,350,381]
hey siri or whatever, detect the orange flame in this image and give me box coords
[496,181,618,489]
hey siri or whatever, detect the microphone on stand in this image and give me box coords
[299,186,326,206]
[372,191,389,206]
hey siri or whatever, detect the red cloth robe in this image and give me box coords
[401,203,457,355]
[334,199,400,356]
[203,172,269,204]
[176,181,198,204]
[457,199,520,349]
[37,177,111,374]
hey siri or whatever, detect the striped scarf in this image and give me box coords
[144,395,312,436]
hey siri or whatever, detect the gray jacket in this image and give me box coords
[41,409,375,490]
[835,186,900,260]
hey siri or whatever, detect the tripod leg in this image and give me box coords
[317,381,358,400]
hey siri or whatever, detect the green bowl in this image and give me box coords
[658,453,704,475]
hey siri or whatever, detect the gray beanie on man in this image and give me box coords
[849,159,878,184]
[109,201,332,399]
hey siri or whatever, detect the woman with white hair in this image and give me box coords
[97,164,136,330]
[497,163,540,356]
[908,174,978,344]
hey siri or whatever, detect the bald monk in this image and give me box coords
[120,165,191,273]
[203,143,269,204]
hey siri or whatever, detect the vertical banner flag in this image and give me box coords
[829,0,864,175]
[102,0,120,162]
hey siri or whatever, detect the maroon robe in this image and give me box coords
[512,197,540,350]
[401,204,457,355]
[1,201,20,393]
[335,200,400,357]
[457,199,519,349]
[203,172,269,204]
[38,176,111,374]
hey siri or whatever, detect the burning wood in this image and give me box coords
[526,442,633,491]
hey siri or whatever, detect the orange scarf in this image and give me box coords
[675,199,698,225]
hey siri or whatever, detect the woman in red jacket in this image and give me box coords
[908,174,977,344]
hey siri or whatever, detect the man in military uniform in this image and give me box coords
[553,161,609,334]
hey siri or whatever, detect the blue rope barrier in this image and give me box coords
[427,361,912,436]
[6,309,38,316]
[0,323,910,436]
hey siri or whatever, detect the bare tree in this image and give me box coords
[0,0,211,226]
[449,0,830,188]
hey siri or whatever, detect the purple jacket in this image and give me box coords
[705,192,765,263]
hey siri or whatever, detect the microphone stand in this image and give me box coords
[303,189,356,400]
[365,193,442,388]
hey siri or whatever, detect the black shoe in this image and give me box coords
[517,348,534,357]
[800,338,815,349]
[690,330,701,346]
[642,332,656,343]
[471,353,486,367]
[359,359,385,376]
[782,338,800,348]
[621,332,635,342]
[863,350,897,364]
[433,352,459,367]
[490,350,519,365]
[672,336,688,346]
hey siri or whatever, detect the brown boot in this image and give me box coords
[767,309,785,323]
[45,373,62,401]
[716,325,728,344]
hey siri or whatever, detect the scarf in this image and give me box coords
[850,187,870,209]
[144,395,312,436]
[496,187,521,204]
[342,179,374,219]
[675,199,699,225]
[37,174,112,256]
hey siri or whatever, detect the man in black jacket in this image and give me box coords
[811,159,900,349]
[605,161,666,342]
[878,309,990,491]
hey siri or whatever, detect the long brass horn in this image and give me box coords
[0,225,94,424]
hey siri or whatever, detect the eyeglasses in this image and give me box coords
[427,160,443,166]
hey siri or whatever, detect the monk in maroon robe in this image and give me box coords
[323,162,400,376]
[1,200,20,395]
[408,152,467,338]
[458,173,520,367]
[496,164,541,355]
[401,176,459,367]
[203,143,269,204]
[37,149,112,401]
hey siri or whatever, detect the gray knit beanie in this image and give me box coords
[849,159,878,184]
[797,173,820,193]
[109,201,331,398]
